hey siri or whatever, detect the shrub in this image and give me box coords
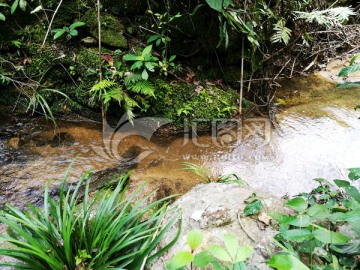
[0,168,180,270]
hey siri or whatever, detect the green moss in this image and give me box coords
[148,79,238,123]
[82,10,128,48]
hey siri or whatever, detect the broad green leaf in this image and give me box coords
[69,29,78,36]
[281,229,312,242]
[348,168,360,181]
[244,200,262,216]
[330,239,360,255]
[193,250,213,267]
[186,230,203,251]
[19,0,26,11]
[123,54,143,61]
[130,61,143,70]
[141,69,149,80]
[207,245,232,262]
[69,21,85,29]
[235,245,253,262]
[306,204,329,219]
[288,215,312,227]
[141,45,152,58]
[333,179,350,187]
[270,213,296,225]
[147,34,160,43]
[268,254,310,270]
[169,55,176,62]
[145,61,155,72]
[11,0,19,14]
[167,251,194,270]
[205,0,231,12]
[0,12,5,21]
[53,29,66,40]
[337,209,360,223]
[339,63,360,77]
[224,234,238,259]
[285,197,308,213]
[345,186,360,203]
[0,3,10,7]
[313,228,351,244]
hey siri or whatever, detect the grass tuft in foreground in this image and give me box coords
[0,168,180,270]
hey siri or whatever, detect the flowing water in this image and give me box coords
[1,74,360,209]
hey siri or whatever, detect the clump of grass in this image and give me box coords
[0,167,180,270]
[181,162,247,185]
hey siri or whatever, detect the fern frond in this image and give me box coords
[89,79,117,105]
[294,7,356,27]
[271,20,291,45]
[91,79,116,92]
[124,73,142,87]
[127,80,155,97]
[102,87,125,106]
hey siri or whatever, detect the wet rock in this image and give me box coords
[82,10,128,48]
[32,134,51,147]
[149,183,288,270]
[7,137,20,150]
[19,133,31,146]
[51,132,76,147]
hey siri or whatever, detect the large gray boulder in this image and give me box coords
[149,183,288,270]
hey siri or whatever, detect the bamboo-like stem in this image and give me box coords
[41,0,64,47]
[97,0,105,131]
[239,36,244,117]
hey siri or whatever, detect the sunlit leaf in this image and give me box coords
[224,234,238,260]
[167,251,194,270]
[193,250,213,267]
[285,197,308,213]
[339,63,360,77]
[268,254,310,270]
[207,245,231,262]
[281,229,312,242]
[235,245,253,262]
[187,230,203,251]
[314,228,351,244]
[306,204,329,219]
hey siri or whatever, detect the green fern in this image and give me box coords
[124,73,142,86]
[294,7,355,27]
[271,20,291,45]
[128,80,155,97]
[89,79,116,104]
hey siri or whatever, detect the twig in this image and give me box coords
[239,36,244,116]
[41,0,64,47]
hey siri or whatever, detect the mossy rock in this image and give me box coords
[82,9,128,49]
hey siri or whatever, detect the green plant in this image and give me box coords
[26,88,69,127]
[336,53,360,90]
[10,0,27,15]
[52,21,86,40]
[0,168,180,269]
[269,168,360,269]
[167,230,253,270]
[123,45,159,80]
[90,75,155,123]
[181,162,246,185]
[0,3,10,21]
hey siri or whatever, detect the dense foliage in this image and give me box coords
[0,0,357,122]
[0,169,180,269]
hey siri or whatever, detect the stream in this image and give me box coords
[1,74,360,210]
